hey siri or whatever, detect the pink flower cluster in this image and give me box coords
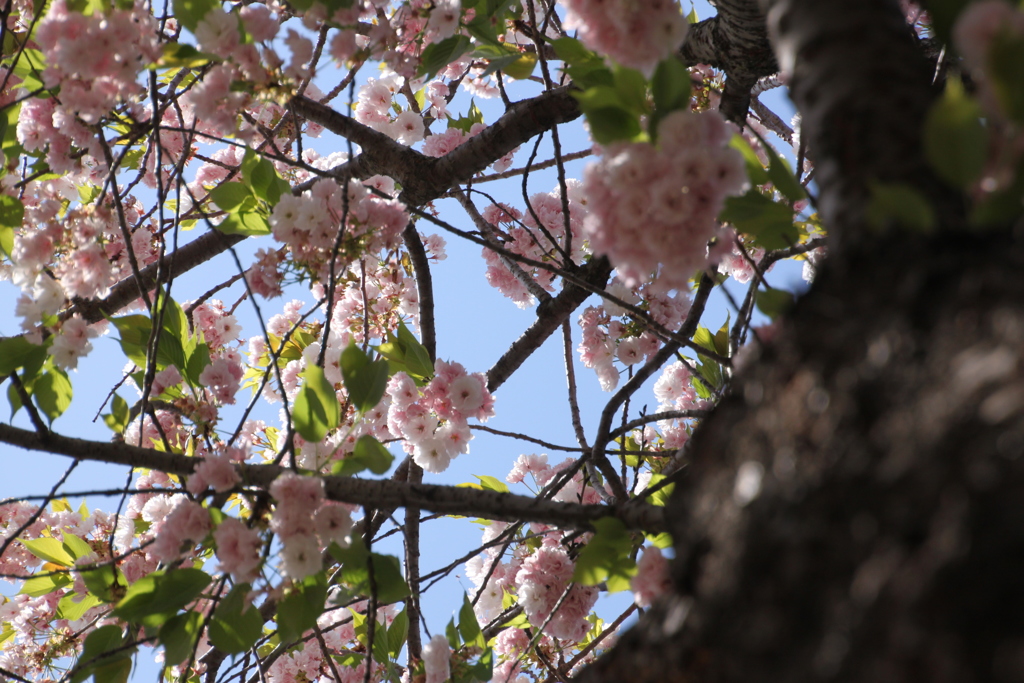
[561,0,689,75]
[583,110,747,293]
[270,473,353,580]
[48,315,98,370]
[631,546,672,608]
[187,444,244,496]
[653,361,706,448]
[150,498,212,564]
[354,75,426,145]
[515,545,598,641]
[575,280,689,391]
[386,360,494,473]
[14,1,159,174]
[269,178,408,279]
[192,300,242,350]
[213,517,262,581]
[422,633,451,683]
[480,182,587,308]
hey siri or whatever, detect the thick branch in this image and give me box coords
[486,257,611,393]
[0,424,665,533]
[680,0,778,123]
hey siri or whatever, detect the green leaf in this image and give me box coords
[419,35,472,80]
[755,288,795,320]
[396,322,434,380]
[185,343,211,387]
[245,152,283,205]
[387,608,408,657]
[924,79,989,189]
[277,572,327,643]
[551,36,593,65]
[209,583,265,654]
[645,474,675,507]
[471,647,494,681]
[340,343,389,413]
[473,475,509,493]
[447,99,485,134]
[728,134,770,186]
[585,106,643,145]
[91,653,132,683]
[330,539,410,604]
[35,365,72,423]
[80,563,125,603]
[160,611,205,666]
[113,568,212,629]
[651,57,691,137]
[21,537,76,566]
[58,593,101,621]
[210,181,255,212]
[0,336,48,376]
[63,533,94,560]
[866,181,936,233]
[215,210,272,236]
[103,393,130,434]
[20,572,72,597]
[171,0,218,32]
[719,190,799,250]
[612,65,649,115]
[158,42,215,68]
[458,593,485,649]
[0,194,24,257]
[571,517,637,592]
[294,364,341,442]
[332,435,394,476]
[71,624,129,683]
[763,144,807,203]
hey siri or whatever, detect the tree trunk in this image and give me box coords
[578,1,1024,680]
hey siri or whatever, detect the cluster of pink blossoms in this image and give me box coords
[653,360,706,448]
[386,359,495,473]
[561,0,689,75]
[481,181,588,308]
[423,633,452,683]
[630,545,673,608]
[270,473,354,580]
[150,498,212,564]
[576,280,690,391]
[583,110,748,293]
[355,74,426,144]
[16,0,159,173]
[269,178,409,279]
[516,544,599,642]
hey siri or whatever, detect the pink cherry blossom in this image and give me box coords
[214,517,263,580]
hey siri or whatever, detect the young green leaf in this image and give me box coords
[419,35,472,80]
[71,625,129,683]
[21,537,76,566]
[209,583,265,654]
[113,567,212,629]
[332,435,394,476]
[720,190,799,250]
[293,364,341,442]
[160,611,205,666]
[0,194,24,258]
[571,517,637,592]
[340,343,389,413]
[35,366,72,422]
[277,572,327,643]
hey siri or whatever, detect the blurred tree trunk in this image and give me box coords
[579,1,1024,680]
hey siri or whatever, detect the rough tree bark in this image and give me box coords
[579,0,1024,681]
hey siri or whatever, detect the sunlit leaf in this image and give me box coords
[294,364,340,442]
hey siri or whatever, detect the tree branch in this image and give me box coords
[0,423,666,533]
